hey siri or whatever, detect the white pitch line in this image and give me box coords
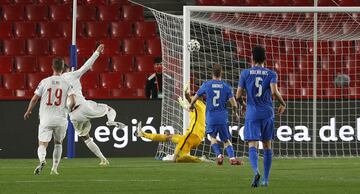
[0,179,163,184]
[0,164,167,170]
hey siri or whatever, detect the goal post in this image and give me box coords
[149,4,360,158]
[182,7,191,135]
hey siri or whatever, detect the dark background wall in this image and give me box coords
[1,99,360,158]
[0,100,162,158]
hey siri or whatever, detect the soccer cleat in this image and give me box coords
[251,173,261,188]
[260,180,269,187]
[134,121,144,137]
[50,169,59,175]
[199,155,213,163]
[106,121,126,129]
[216,154,224,165]
[34,161,46,175]
[99,159,110,167]
[229,158,244,165]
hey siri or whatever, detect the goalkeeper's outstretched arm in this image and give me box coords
[270,83,286,114]
[73,44,104,78]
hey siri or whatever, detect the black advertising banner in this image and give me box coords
[1,99,360,158]
[0,100,163,158]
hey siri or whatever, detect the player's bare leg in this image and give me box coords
[34,141,48,175]
[82,134,109,166]
[50,139,62,175]
[105,106,126,129]
[248,141,261,187]
[260,140,272,187]
[224,140,244,165]
[210,137,224,165]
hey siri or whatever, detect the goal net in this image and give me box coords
[149,6,360,158]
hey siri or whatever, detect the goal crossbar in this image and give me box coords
[184,6,360,13]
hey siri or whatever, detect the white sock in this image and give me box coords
[106,106,116,122]
[52,144,62,171]
[85,138,106,161]
[37,145,47,163]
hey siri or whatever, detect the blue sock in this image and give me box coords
[225,145,235,158]
[249,147,259,175]
[263,149,273,182]
[211,143,221,157]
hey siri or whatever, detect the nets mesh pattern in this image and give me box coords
[150,8,360,158]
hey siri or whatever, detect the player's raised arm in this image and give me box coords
[270,82,286,114]
[74,44,104,78]
[24,94,41,120]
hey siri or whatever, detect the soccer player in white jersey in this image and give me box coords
[24,58,76,175]
[62,44,125,166]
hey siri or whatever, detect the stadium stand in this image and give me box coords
[1,0,359,100]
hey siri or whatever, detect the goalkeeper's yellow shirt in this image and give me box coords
[186,100,206,139]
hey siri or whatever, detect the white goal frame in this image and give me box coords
[182,6,360,157]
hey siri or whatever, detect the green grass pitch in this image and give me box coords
[0,157,360,194]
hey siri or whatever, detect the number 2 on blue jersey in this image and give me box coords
[255,77,263,97]
[213,90,220,107]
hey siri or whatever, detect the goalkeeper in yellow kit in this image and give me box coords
[136,83,208,163]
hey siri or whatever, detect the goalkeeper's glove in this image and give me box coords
[178,97,190,111]
[183,81,190,94]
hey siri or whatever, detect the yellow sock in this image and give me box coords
[171,134,182,144]
[142,133,167,142]
[176,155,201,163]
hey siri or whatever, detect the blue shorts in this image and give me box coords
[244,118,274,141]
[206,124,231,142]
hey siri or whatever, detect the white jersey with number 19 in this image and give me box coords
[35,75,74,126]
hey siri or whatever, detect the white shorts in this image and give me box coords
[38,124,67,142]
[69,100,108,136]
[72,120,92,137]
[69,100,108,122]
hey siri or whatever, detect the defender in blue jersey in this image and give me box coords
[189,64,243,166]
[236,46,286,187]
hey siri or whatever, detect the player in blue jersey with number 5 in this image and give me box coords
[189,64,243,166]
[236,45,286,187]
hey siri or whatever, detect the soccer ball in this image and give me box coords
[187,39,200,52]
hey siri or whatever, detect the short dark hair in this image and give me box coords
[154,57,162,64]
[63,63,69,70]
[52,58,64,73]
[212,63,222,78]
[252,45,266,64]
